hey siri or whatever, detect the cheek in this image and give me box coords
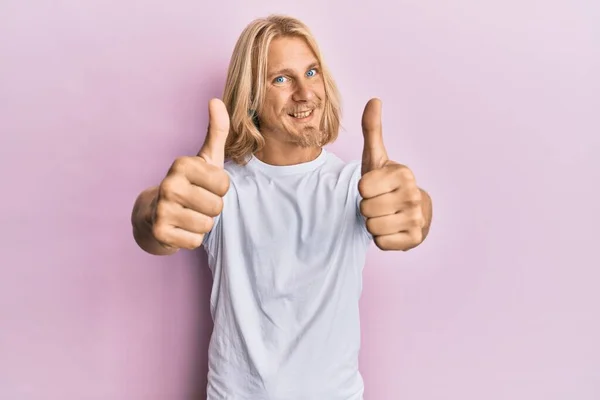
[267,91,288,113]
[313,78,326,96]
[261,93,278,117]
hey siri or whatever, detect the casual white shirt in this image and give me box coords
[202,148,373,399]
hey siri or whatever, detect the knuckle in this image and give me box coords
[357,178,369,199]
[195,233,206,247]
[215,171,231,196]
[193,238,204,249]
[159,177,182,200]
[399,167,415,182]
[170,156,191,174]
[212,196,225,215]
[201,195,224,217]
[409,229,423,244]
[374,236,390,251]
[359,199,369,217]
[205,168,230,196]
[365,218,376,233]
[153,200,169,222]
[406,189,421,204]
[412,189,422,202]
[188,234,205,249]
[198,214,215,233]
[412,217,424,227]
[151,221,169,243]
[410,209,424,226]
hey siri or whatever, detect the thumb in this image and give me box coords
[198,98,230,167]
[361,98,388,175]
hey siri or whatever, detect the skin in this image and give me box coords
[359,98,433,251]
[131,99,231,255]
[253,36,325,166]
[130,35,432,255]
[253,36,432,251]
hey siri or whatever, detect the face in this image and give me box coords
[258,36,326,148]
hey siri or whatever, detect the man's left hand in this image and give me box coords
[358,98,428,251]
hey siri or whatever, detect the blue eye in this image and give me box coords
[274,76,287,84]
[306,69,316,77]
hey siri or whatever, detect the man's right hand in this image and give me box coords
[151,98,231,251]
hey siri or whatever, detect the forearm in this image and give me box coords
[419,188,432,240]
[131,186,179,256]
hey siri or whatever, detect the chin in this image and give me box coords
[295,128,324,147]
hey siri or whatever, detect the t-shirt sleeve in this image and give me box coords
[351,162,374,243]
[202,211,222,260]
[356,192,373,242]
[201,169,231,259]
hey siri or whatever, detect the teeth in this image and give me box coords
[291,110,313,118]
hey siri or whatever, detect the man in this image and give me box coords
[131,14,432,400]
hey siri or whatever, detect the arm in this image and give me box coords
[131,186,179,256]
[131,98,229,256]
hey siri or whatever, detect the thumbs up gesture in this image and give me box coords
[150,98,231,251]
[358,98,427,251]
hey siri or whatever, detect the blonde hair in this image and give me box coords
[222,14,342,165]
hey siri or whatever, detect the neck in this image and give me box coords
[254,137,322,166]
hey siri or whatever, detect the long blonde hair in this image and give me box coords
[222,14,342,165]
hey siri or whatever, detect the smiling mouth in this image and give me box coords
[289,109,314,119]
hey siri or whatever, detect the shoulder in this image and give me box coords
[222,158,252,180]
[321,150,362,180]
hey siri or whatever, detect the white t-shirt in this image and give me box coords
[202,148,373,400]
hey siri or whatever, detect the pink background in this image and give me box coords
[1,0,599,399]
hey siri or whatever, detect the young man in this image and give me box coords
[131,14,432,400]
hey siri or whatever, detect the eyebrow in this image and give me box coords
[267,61,320,79]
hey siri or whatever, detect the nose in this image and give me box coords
[292,80,315,102]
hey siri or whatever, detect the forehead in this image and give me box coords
[267,36,318,71]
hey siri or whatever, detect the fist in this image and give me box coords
[359,98,426,251]
[151,98,231,250]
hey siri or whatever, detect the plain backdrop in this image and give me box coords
[1,0,599,399]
